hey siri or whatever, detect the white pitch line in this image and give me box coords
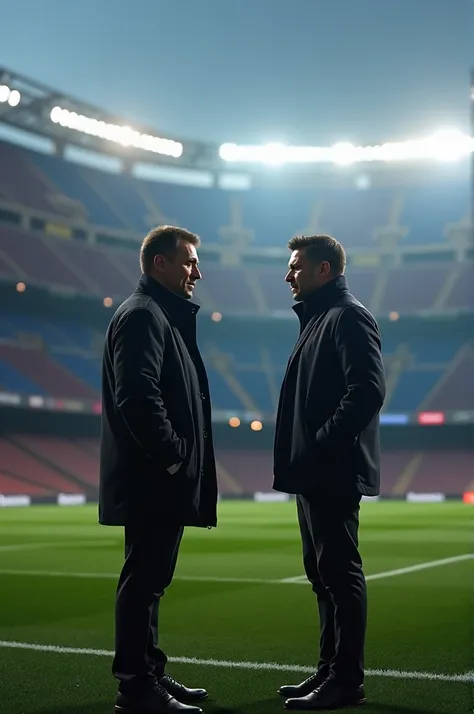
[365,553,474,581]
[0,640,471,684]
[0,569,285,584]
[0,553,471,585]
[280,575,307,583]
[283,553,474,584]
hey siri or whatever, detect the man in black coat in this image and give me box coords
[99,225,218,714]
[273,235,386,711]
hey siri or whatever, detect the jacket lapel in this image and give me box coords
[284,276,350,376]
[285,312,324,375]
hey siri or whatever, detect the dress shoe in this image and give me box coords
[284,677,366,710]
[278,671,327,698]
[115,681,204,713]
[159,674,208,702]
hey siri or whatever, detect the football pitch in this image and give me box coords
[0,500,472,713]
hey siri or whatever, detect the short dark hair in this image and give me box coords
[288,234,346,275]
[140,225,200,273]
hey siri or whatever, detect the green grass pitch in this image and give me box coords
[0,500,472,713]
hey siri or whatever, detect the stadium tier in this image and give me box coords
[0,139,471,251]
[0,435,471,497]
[0,311,473,414]
[0,137,472,503]
[0,224,473,315]
[0,139,473,316]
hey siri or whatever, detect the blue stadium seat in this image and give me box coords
[410,338,463,364]
[3,142,469,251]
[402,181,469,245]
[31,153,127,230]
[0,313,72,347]
[52,354,102,392]
[388,370,443,411]
[51,319,100,351]
[0,313,99,352]
[217,339,259,365]
[235,369,274,413]
[0,359,46,394]
[89,172,153,234]
[207,367,243,411]
[143,182,228,245]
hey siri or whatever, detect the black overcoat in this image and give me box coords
[99,274,218,527]
[273,276,386,497]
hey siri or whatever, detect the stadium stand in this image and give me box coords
[0,220,473,315]
[0,141,64,215]
[0,436,471,497]
[0,437,84,494]
[0,342,97,399]
[0,473,49,496]
[0,138,473,317]
[216,448,474,496]
[11,435,100,489]
[0,309,473,412]
[2,141,469,249]
[0,138,472,501]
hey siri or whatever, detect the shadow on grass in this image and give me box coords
[33,700,278,714]
[33,701,240,714]
[33,698,447,714]
[207,700,448,714]
[207,701,439,714]
[364,704,447,714]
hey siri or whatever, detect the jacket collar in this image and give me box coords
[135,273,200,321]
[293,275,349,325]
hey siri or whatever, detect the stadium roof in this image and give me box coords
[0,66,473,188]
[0,67,220,171]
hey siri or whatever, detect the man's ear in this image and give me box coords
[153,254,166,272]
[319,260,331,277]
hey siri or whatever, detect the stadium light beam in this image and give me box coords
[50,106,183,158]
[219,129,474,166]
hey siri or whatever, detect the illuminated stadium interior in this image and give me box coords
[0,65,472,497]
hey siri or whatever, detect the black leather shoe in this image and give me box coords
[115,681,204,713]
[278,671,328,698]
[284,678,366,710]
[159,674,208,702]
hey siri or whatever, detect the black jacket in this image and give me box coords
[99,274,218,527]
[273,275,386,497]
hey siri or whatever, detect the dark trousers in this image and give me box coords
[296,490,366,688]
[112,521,184,692]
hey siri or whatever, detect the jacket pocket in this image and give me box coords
[180,436,199,481]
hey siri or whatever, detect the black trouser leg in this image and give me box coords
[297,497,334,679]
[145,529,183,678]
[112,522,184,692]
[296,491,366,688]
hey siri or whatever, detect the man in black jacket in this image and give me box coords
[273,235,386,711]
[99,225,218,714]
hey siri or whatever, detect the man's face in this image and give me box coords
[154,240,202,299]
[285,249,329,301]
